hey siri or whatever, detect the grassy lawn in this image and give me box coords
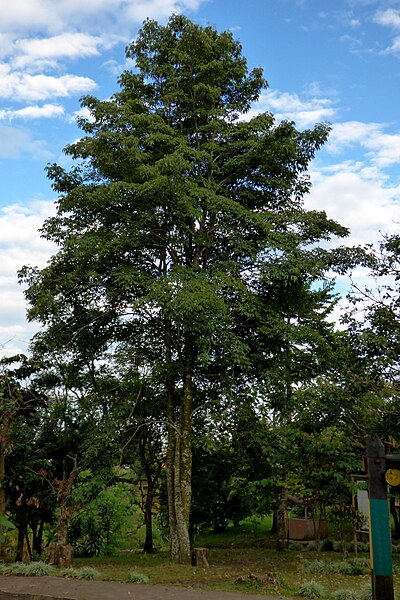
[72,519,400,598]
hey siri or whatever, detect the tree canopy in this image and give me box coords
[19,15,363,562]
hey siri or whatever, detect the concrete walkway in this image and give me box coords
[0,576,284,600]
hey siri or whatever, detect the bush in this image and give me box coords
[357,542,369,553]
[306,541,318,552]
[320,538,334,551]
[7,561,56,577]
[333,559,367,576]
[305,558,368,577]
[305,560,328,574]
[297,580,326,598]
[358,584,372,600]
[125,570,150,584]
[332,541,343,552]
[290,542,304,551]
[0,564,11,575]
[60,567,101,580]
[332,589,358,600]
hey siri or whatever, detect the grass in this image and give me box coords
[73,546,387,598]
[3,519,399,598]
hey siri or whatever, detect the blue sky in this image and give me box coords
[1,0,400,355]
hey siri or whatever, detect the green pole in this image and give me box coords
[367,435,394,600]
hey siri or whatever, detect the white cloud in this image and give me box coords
[0,0,203,35]
[374,8,400,29]
[0,65,97,101]
[374,8,400,55]
[67,106,95,125]
[0,104,64,120]
[10,32,121,72]
[16,33,105,63]
[308,166,400,246]
[0,200,56,357]
[328,121,400,168]
[381,34,400,55]
[249,90,337,127]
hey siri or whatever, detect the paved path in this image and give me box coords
[0,576,284,600]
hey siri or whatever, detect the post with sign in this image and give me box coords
[367,435,394,600]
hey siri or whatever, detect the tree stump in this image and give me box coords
[191,547,209,567]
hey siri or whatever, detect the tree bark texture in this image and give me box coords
[52,460,79,568]
[166,332,193,563]
[142,470,156,553]
[15,525,25,562]
[276,489,288,551]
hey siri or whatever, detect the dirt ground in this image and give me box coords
[0,576,285,600]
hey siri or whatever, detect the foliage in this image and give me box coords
[68,484,135,557]
[305,558,368,576]
[332,589,358,600]
[0,514,15,543]
[326,504,365,556]
[126,570,150,583]
[297,580,326,598]
[190,434,251,536]
[3,561,57,577]
[18,13,363,562]
[60,567,101,580]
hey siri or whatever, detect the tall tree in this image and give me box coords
[20,15,354,562]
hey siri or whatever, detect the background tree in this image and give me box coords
[20,15,357,562]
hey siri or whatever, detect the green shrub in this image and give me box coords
[358,584,372,600]
[60,567,101,580]
[332,541,342,552]
[306,541,318,552]
[305,558,368,577]
[334,559,367,576]
[332,589,358,600]
[0,564,11,575]
[321,538,334,551]
[305,560,328,574]
[297,580,326,598]
[290,542,304,551]
[8,562,56,577]
[125,570,150,584]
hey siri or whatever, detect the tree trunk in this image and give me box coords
[166,332,193,563]
[52,459,79,568]
[31,518,45,557]
[142,474,155,553]
[271,511,278,534]
[166,419,192,562]
[25,527,32,560]
[276,489,288,551]
[15,525,25,562]
[53,504,74,567]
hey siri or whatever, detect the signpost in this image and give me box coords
[367,436,399,600]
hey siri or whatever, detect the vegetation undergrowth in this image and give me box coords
[70,519,400,598]
[1,520,399,599]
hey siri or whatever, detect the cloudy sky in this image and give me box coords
[1,0,400,356]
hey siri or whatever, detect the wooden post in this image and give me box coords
[367,435,394,600]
